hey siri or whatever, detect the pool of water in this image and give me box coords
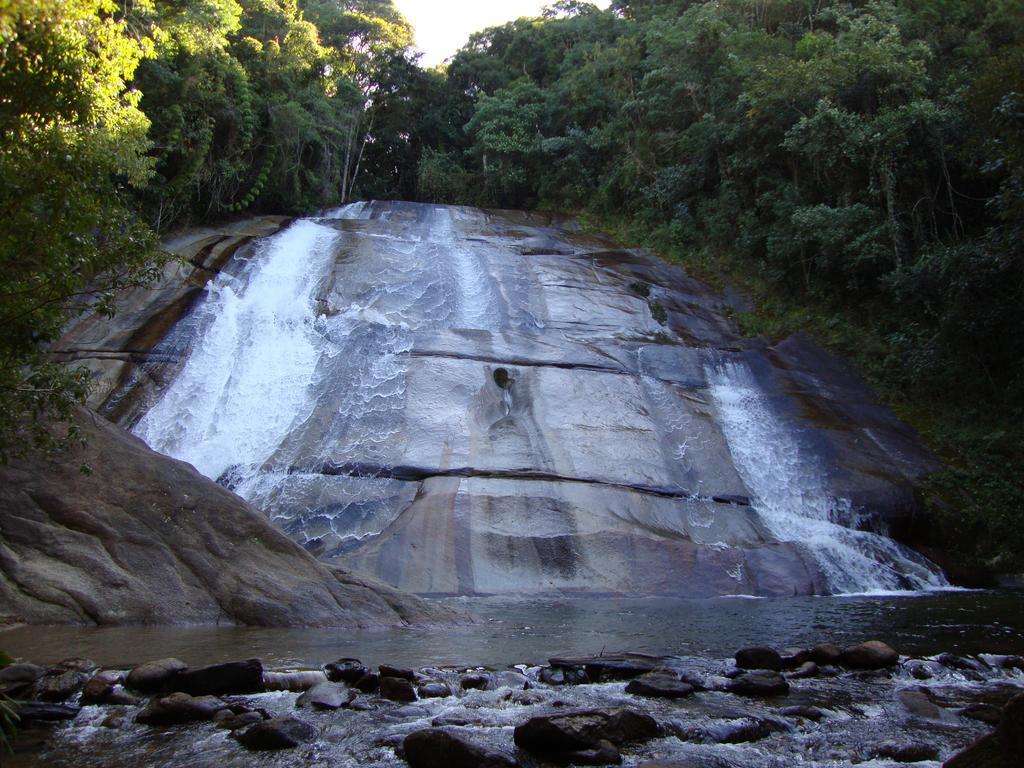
[3,591,1022,670]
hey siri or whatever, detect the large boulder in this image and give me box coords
[841,641,899,670]
[514,708,659,756]
[126,658,187,693]
[175,659,263,696]
[0,406,465,627]
[135,692,227,725]
[735,647,783,671]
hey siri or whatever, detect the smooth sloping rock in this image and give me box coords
[235,716,317,751]
[404,728,519,768]
[135,692,226,725]
[0,406,464,627]
[944,692,1024,768]
[841,641,899,669]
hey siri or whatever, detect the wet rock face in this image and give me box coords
[0,405,465,627]
[79,201,944,598]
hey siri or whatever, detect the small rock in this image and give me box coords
[808,644,843,665]
[354,672,380,693]
[625,672,694,699]
[461,673,490,690]
[840,641,898,670]
[897,689,943,720]
[380,676,417,702]
[101,713,126,729]
[540,666,589,686]
[379,664,415,681]
[81,670,122,704]
[135,692,227,725]
[324,658,367,684]
[215,711,264,730]
[418,682,452,698]
[873,741,939,763]
[725,671,789,697]
[126,658,187,693]
[404,728,519,768]
[495,670,530,690]
[34,669,88,702]
[780,705,825,721]
[296,682,353,710]
[175,659,263,696]
[735,647,783,671]
[787,661,818,679]
[235,716,317,751]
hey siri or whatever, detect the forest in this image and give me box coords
[1,0,1022,572]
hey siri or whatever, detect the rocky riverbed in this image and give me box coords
[3,640,1022,767]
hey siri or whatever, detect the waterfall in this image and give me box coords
[706,358,948,594]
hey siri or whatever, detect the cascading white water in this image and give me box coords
[135,203,505,554]
[134,218,342,481]
[706,358,948,594]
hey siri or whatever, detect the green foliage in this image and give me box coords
[0,0,162,459]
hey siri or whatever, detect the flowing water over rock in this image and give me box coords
[129,201,945,596]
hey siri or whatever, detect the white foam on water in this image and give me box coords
[134,218,342,481]
[706,359,948,594]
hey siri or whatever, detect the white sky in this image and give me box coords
[393,0,612,67]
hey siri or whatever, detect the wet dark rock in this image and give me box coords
[625,672,694,699]
[296,681,353,710]
[945,692,1024,768]
[725,670,790,697]
[998,655,1024,672]
[324,658,367,684]
[355,672,380,693]
[135,692,227,725]
[404,727,519,768]
[873,741,940,762]
[808,644,843,665]
[495,671,529,690]
[0,663,45,696]
[787,661,819,679]
[14,701,80,721]
[80,670,122,704]
[511,691,546,706]
[959,703,1003,725]
[379,664,416,681]
[705,717,786,744]
[936,653,989,673]
[235,716,317,751]
[380,676,417,702]
[735,647,783,671]
[126,658,187,692]
[513,708,660,756]
[388,705,431,720]
[57,657,98,673]
[840,641,899,670]
[101,712,126,728]
[898,689,944,720]
[549,654,661,681]
[33,669,88,702]
[432,714,487,728]
[417,682,452,698]
[215,710,265,730]
[562,739,621,765]
[780,704,826,721]
[461,672,491,690]
[175,659,263,696]
[540,666,590,686]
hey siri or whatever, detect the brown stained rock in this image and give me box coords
[0,406,466,628]
[126,658,187,693]
[135,692,227,725]
[380,676,417,702]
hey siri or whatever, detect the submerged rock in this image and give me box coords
[404,728,519,768]
[725,671,790,697]
[625,672,694,699]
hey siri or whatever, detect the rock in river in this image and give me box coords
[404,728,519,768]
[235,716,318,751]
[725,671,790,697]
[135,692,227,725]
[840,641,899,670]
[514,708,660,755]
